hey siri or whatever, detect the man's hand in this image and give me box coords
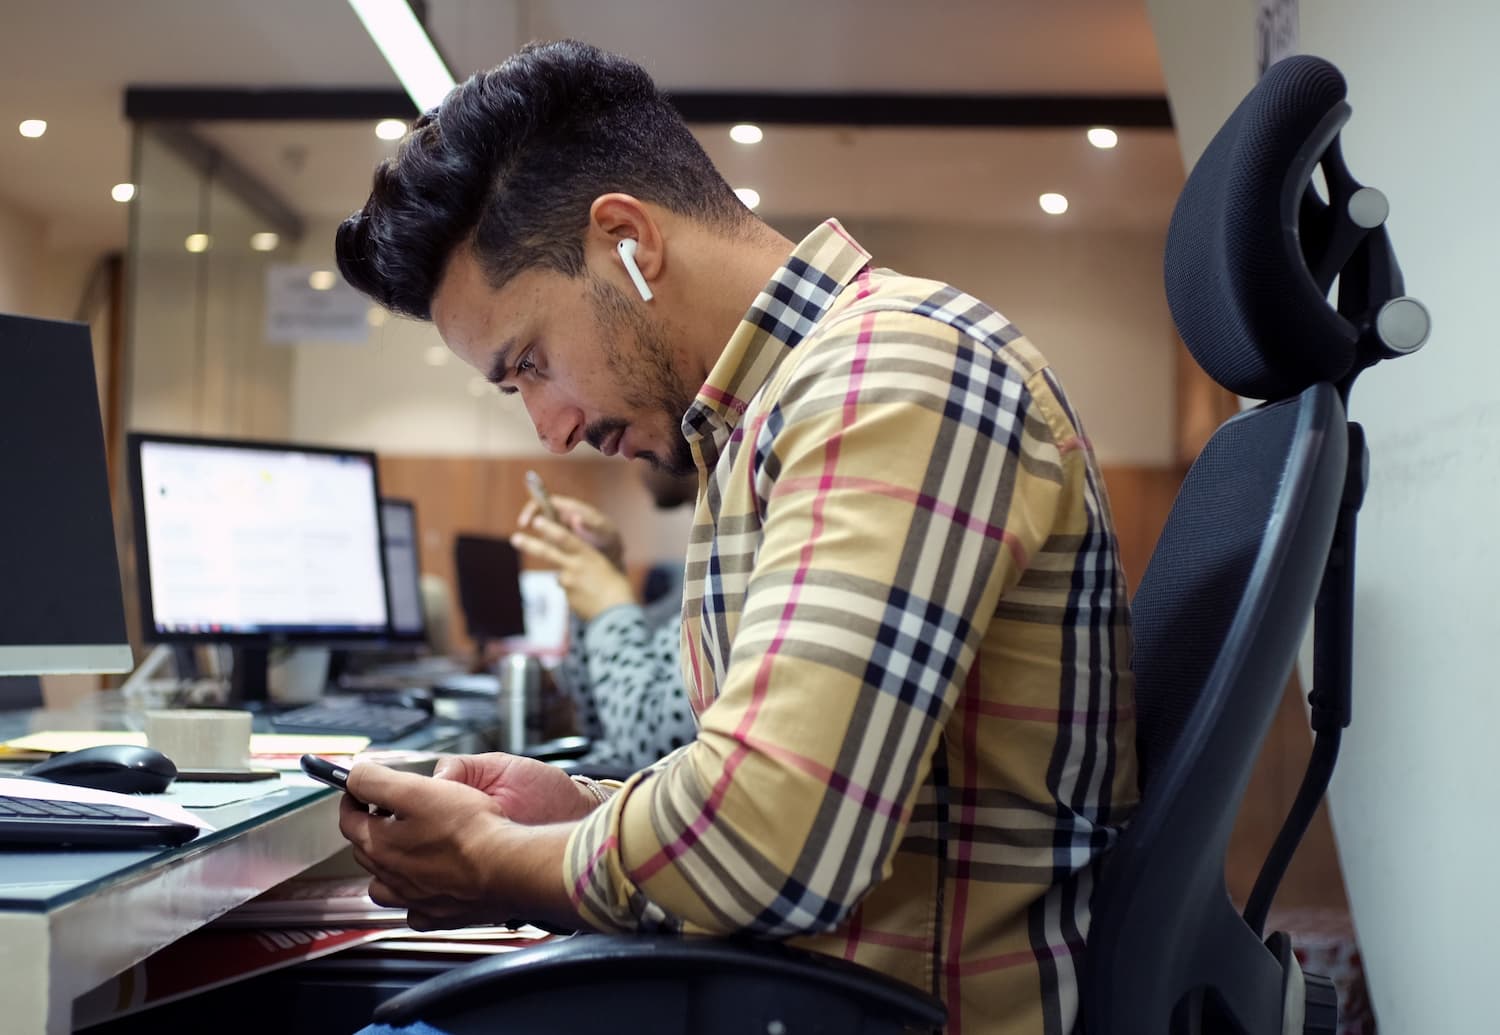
[431,751,602,823]
[517,494,624,568]
[512,513,634,621]
[340,762,585,932]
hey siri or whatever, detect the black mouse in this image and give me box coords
[26,744,178,794]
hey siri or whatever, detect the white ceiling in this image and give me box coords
[0,0,1178,251]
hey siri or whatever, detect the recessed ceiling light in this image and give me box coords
[424,344,450,367]
[734,187,761,210]
[1039,193,1069,216]
[184,233,212,253]
[18,120,47,138]
[730,124,763,145]
[308,270,337,291]
[249,232,280,252]
[367,307,388,327]
[1087,127,1119,150]
[110,183,136,203]
[375,119,407,141]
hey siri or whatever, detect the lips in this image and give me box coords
[600,427,625,457]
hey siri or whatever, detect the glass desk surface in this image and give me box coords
[0,780,336,911]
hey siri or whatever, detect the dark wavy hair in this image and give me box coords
[336,40,747,320]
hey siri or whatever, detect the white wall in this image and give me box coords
[0,198,45,315]
[292,217,1179,467]
[1147,1,1500,1030]
[288,218,545,458]
[0,195,98,322]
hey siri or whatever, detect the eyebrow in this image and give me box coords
[484,338,519,385]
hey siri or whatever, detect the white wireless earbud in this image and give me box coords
[617,238,654,301]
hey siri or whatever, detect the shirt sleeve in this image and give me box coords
[564,311,1067,936]
[579,603,698,768]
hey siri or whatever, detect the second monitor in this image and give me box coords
[128,432,392,702]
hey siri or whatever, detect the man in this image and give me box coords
[335,39,1137,1034]
[512,469,697,769]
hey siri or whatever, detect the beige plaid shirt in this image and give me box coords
[566,220,1137,1034]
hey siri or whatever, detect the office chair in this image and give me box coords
[372,55,1427,1035]
[1081,53,1427,1034]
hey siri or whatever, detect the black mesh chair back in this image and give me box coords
[1083,388,1345,1034]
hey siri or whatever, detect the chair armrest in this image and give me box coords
[374,933,946,1034]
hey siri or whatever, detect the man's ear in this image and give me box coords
[588,193,663,283]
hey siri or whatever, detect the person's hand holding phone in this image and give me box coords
[517,478,625,569]
[513,485,634,622]
[431,751,603,823]
[336,760,584,932]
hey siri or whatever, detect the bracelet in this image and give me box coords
[570,773,612,808]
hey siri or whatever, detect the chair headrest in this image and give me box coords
[1165,55,1359,401]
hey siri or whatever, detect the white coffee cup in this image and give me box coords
[144,709,252,769]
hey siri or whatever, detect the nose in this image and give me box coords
[521,390,582,455]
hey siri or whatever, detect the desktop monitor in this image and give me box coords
[452,534,526,647]
[380,498,427,643]
[0,313,132,675]
[128,432,391,700]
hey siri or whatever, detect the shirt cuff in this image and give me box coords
[563,767,678,933]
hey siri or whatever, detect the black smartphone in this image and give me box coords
[300,753,352,790]
[300,754,391,814]
[525,469,560,523]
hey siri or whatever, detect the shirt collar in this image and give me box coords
[684,219,871,446]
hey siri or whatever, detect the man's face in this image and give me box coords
[432,246,697,475]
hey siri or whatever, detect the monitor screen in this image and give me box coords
[130,433,390,642]
[380,498,426,641]
[453,534,526,643]
[0,314,132,674]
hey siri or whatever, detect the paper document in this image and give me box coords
[0,776,213,830]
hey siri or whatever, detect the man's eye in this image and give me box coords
[516,355,536,374]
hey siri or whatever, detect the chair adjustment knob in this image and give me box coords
[1375,296,1431,355]
[1301,970,1339,1035]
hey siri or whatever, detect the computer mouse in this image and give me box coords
[25,744,178,794]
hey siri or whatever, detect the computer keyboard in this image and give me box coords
[271,700,432,742]
[0,793,199,848]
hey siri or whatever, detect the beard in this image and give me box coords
[585,276,698,476]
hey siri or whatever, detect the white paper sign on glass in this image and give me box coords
[265,264,371,345]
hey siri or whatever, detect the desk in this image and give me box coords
[0,696,500,1033]
[0,781,343,1034]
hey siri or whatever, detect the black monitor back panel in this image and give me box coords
[452,535,526,643]
[0,313,130,674]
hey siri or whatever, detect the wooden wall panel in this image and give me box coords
[1098,464,1182,595]
[377,456,639,658]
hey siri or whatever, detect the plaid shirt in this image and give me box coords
[565,220,1137,1035]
